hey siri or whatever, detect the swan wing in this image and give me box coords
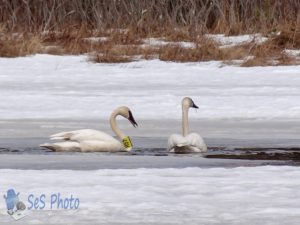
[43,129,124,152]
[167,134,188,151]
[185,133,207,152]
[40,142,81,152]
[168,133,207,153]
[40,140,124,152]
[79,140,124,152]
[50,129,117,142]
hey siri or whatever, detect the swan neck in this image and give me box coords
[110,110,126,140]
[182,106,189,136]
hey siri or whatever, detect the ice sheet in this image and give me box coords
[1,55,300,120]
[0,166,299,224]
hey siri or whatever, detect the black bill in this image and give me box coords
[191,101,199,109]
[128,110,138,127]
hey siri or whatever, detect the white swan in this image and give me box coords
[40,106,138,152]
[168,97,207,153]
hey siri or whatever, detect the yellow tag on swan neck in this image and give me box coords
[122,136,133,150]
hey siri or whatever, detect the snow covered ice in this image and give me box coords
[1,54,300,224]
[1,54,300,120]
[0,166,300,225]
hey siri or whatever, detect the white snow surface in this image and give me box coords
[82,37,109,43]
[143,38,196,48]
[0,166,299,224]
[1,54,300,120]
[206,34,268,48]
[284,49,300,58]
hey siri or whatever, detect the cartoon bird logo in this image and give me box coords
[3,189,26,218]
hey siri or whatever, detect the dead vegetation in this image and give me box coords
[1,0,299,34]
[242,30,300,66]
[158,39,221,62]
[0,33,43,57]
[1,29,300,65]
[0,1,299,65]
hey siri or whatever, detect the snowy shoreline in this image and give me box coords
[1,166,300,225]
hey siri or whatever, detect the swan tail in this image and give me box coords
[176,142,188,147]
[40,142,81,152]
[50,131,73,140]
[50,136,65,140]
[40,143,58,151]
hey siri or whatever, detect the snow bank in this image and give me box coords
[143,38,196,48]
[1,54,300,120]
[284,49,300,58]
[206,34,268,48]
[82,37,108,43]
[0,166,299,224]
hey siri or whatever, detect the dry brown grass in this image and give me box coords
[221,45,250,61]
[0,0,300,65]
[0,33,43,57]
[92,53,132,63]
[241,29,300,66]
[89,42,160,63]
[39,27,145,55]
[87,33,158,63]
[272,30,300,49]
[158,39,221,62]
[154,27,195,42]
[2,29,298,66]
[1,0,299,35]
[0,20,299,66]
[242,53,300,67]
[109,30,144,45]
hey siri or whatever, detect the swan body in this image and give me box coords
[40,106,137,152]
[168,97,207,153]
[168,133,207,153]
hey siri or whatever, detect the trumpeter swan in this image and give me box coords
[168,97,207,153]
[40,106,138,152]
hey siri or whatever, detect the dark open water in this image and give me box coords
[1,119,300,169]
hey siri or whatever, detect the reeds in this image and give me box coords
[1,0,299,34]
[0,0,299,65]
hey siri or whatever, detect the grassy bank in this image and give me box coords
[0,0,299,65]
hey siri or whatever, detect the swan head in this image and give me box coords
[118,106,138,127]
[182,97,198,109]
